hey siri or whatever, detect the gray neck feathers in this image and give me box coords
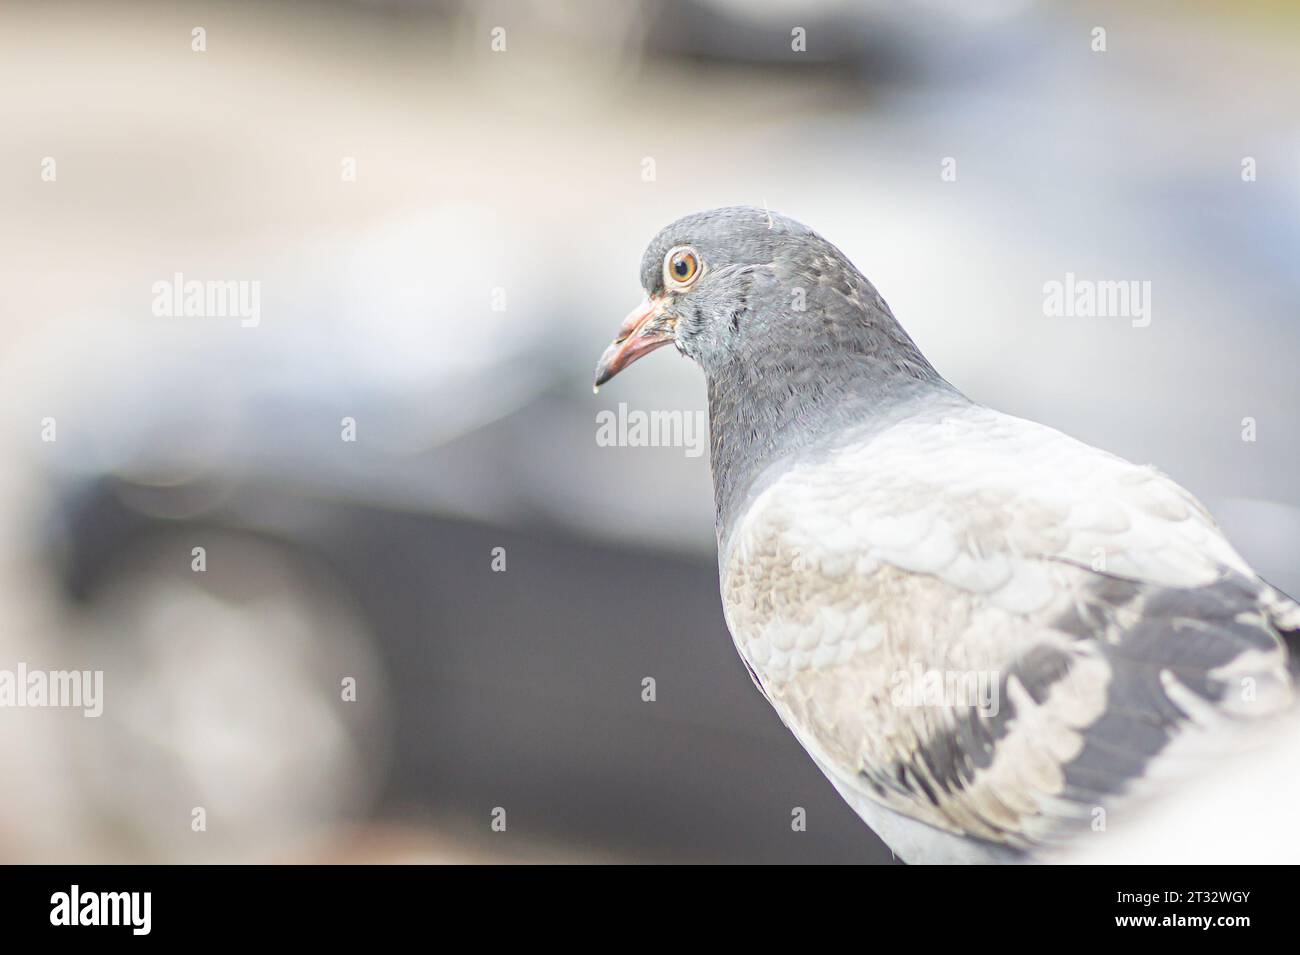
[705,306,959,548]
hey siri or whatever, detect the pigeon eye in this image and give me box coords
[664,247,701,288]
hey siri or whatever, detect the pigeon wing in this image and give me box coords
[720,402,1295,853]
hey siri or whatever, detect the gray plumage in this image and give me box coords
[638,207,948,541]
[596,206,1299,863]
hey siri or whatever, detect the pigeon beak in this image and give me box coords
[592,295,675,391]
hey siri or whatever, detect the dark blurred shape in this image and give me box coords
[49,399,893,862]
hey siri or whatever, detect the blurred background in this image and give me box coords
[1,0,1298,863]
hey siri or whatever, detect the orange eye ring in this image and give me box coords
[664,246,701,288]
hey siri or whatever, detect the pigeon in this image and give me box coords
[593,206,1300,863]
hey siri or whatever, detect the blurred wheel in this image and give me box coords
[61,528,388,862]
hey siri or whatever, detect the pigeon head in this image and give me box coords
[593,205,939,389]
[594,205,955,536]
[594,206,809,387]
